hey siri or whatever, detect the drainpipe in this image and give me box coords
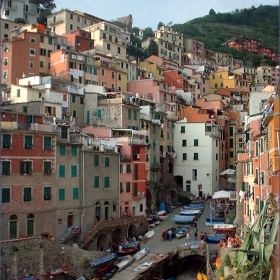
[80,150,85,242]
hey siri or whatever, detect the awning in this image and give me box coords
[220,169,236,175]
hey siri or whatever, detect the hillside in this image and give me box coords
[170,5,279,66]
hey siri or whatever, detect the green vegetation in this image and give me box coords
[30,0,56,24]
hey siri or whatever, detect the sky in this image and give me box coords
[53,0,279,30]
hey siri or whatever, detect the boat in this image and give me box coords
[146,215,153,222]
[157,210,167,216]
[76,277,85,280]
[158,201,169,213]
[100,264,118,280]
[205,216,225,222]
[133,246,149,260]
[175,227,188,238]
[150,252,168,264]
[133,261,154,274]
[171,215,196,224]
[212,224,236,232]
[145,230,155,239]
[182,204,204,210]
[49,268,65,275]
[159,215,168,221]
[180,209,201,216]
[116,255,134,272]
[90,253,118,269]
[149,222,156,228]
[185,203,204,208]
[154,217,160,225]
[205,220,225,227]
[15,276,39,280]
[205,233,227,243]
[115,246,138,256]
[181,241,201,250]
[197,272,208,280]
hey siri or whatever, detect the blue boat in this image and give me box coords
[175,227,188,238]
[181,241,201,249]
[185,203,204,208]
[205,220,225,226]
[90,253,118,269]
[205,216,225,222]
[205,233,227,243]
[171,215,195,224]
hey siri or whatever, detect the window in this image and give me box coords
[182,140,187,146]
[59,165,65,177]
[30,49,35,56]
[230,127,233,136]
[43,161,52,175]
[260,138,264,153]
[106,43,110,50]
[127,164,132,173]
[43,186,51,200]
[104,176,110,188]
[180,126,185,133]
[2,188,10,203]
[261,171,265,185]
[3,58,8,65]
[194,139,198,146]
[134,110,137,120]
[61,127,67,138]
[80,97,84,104]
[256,141,259,156]
[3,134,11,148]
[71,146,77,156]
[152,126,156,134]
[94,176,100,188]
[134,183,138,196]
[4,23,8,29]
[24,135,33,149]
[58,189,65,200]
[94,154,99,166]
[117,47,120,54]
[70,24,73,30]
[118,74,121,80]
[44,136,52,149]
[72,95,76,103]
[40,61,43,67]
[60,145,66,155]
[97,109,102,118]
[29,61,34,68]
[192,169,197,180]
[104,157,109,167]
[216,153,218,160]
[134,164,138,180]
[193,153,199,160]
[182,153,187,160]
[73,188,79,199]
[109,35,112,41]
[127,109,132,119]
[126,182,131,192]
[20,161,32,175]
[230,139,233,148]
[101,69,105,76]
[71,165,77,177]
[73,110,77,118]
[2,161,10,175]
[23,187,32,201]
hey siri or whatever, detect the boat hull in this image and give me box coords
[181,241,200,250]
[90,253,118,269]
[116,255,133,272]
[205,234,227,243]
[133,247,149,261]
[134,261,153,273]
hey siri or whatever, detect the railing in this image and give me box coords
[120,155,132,162]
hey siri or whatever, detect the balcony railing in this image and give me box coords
[120,155,132,162]
[133,192,145,200]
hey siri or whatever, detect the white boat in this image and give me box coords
[180,209,201,216]
[159,215,168,221]
[181,241,201,250]
[154,219,160,225]
[175,227,188,238]
[212,223,236,232]
[116,255,134,272]
[145,230,155,239]
[149,222,155,228]
[133,246,149,261]
[157,210,167,216]
[134,261,154,273]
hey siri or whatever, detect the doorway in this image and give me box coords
[67,215,73,227]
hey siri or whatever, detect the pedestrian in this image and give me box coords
[186,230,190,240]
[194,220,197,229]
[194,228,198,240]
[123,210,127,218]
[168,229,172,242]
[137,240,141,251]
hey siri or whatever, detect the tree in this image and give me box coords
[142,27,154,41]
[29,0,56,24]
[147,39,158,57]
[157,21,164,30]
[209,9,216,16]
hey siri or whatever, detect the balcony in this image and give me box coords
[1,121,56,133]
[151,162,162,170]
[48,17,64,25]
[263,111,274,126]
[133,192,145,200]
[4,2,17,10]
[120,155,132,162]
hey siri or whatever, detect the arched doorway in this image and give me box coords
[111,227,122,243]
[26,213,34,236]
[128,224,137,239]
[95,201,101,221]
[104,201,109,220]
[97,233,107,250]
[170,189,177,206]
[9,214,18,239]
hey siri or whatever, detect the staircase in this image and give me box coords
[59,231,72,243]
